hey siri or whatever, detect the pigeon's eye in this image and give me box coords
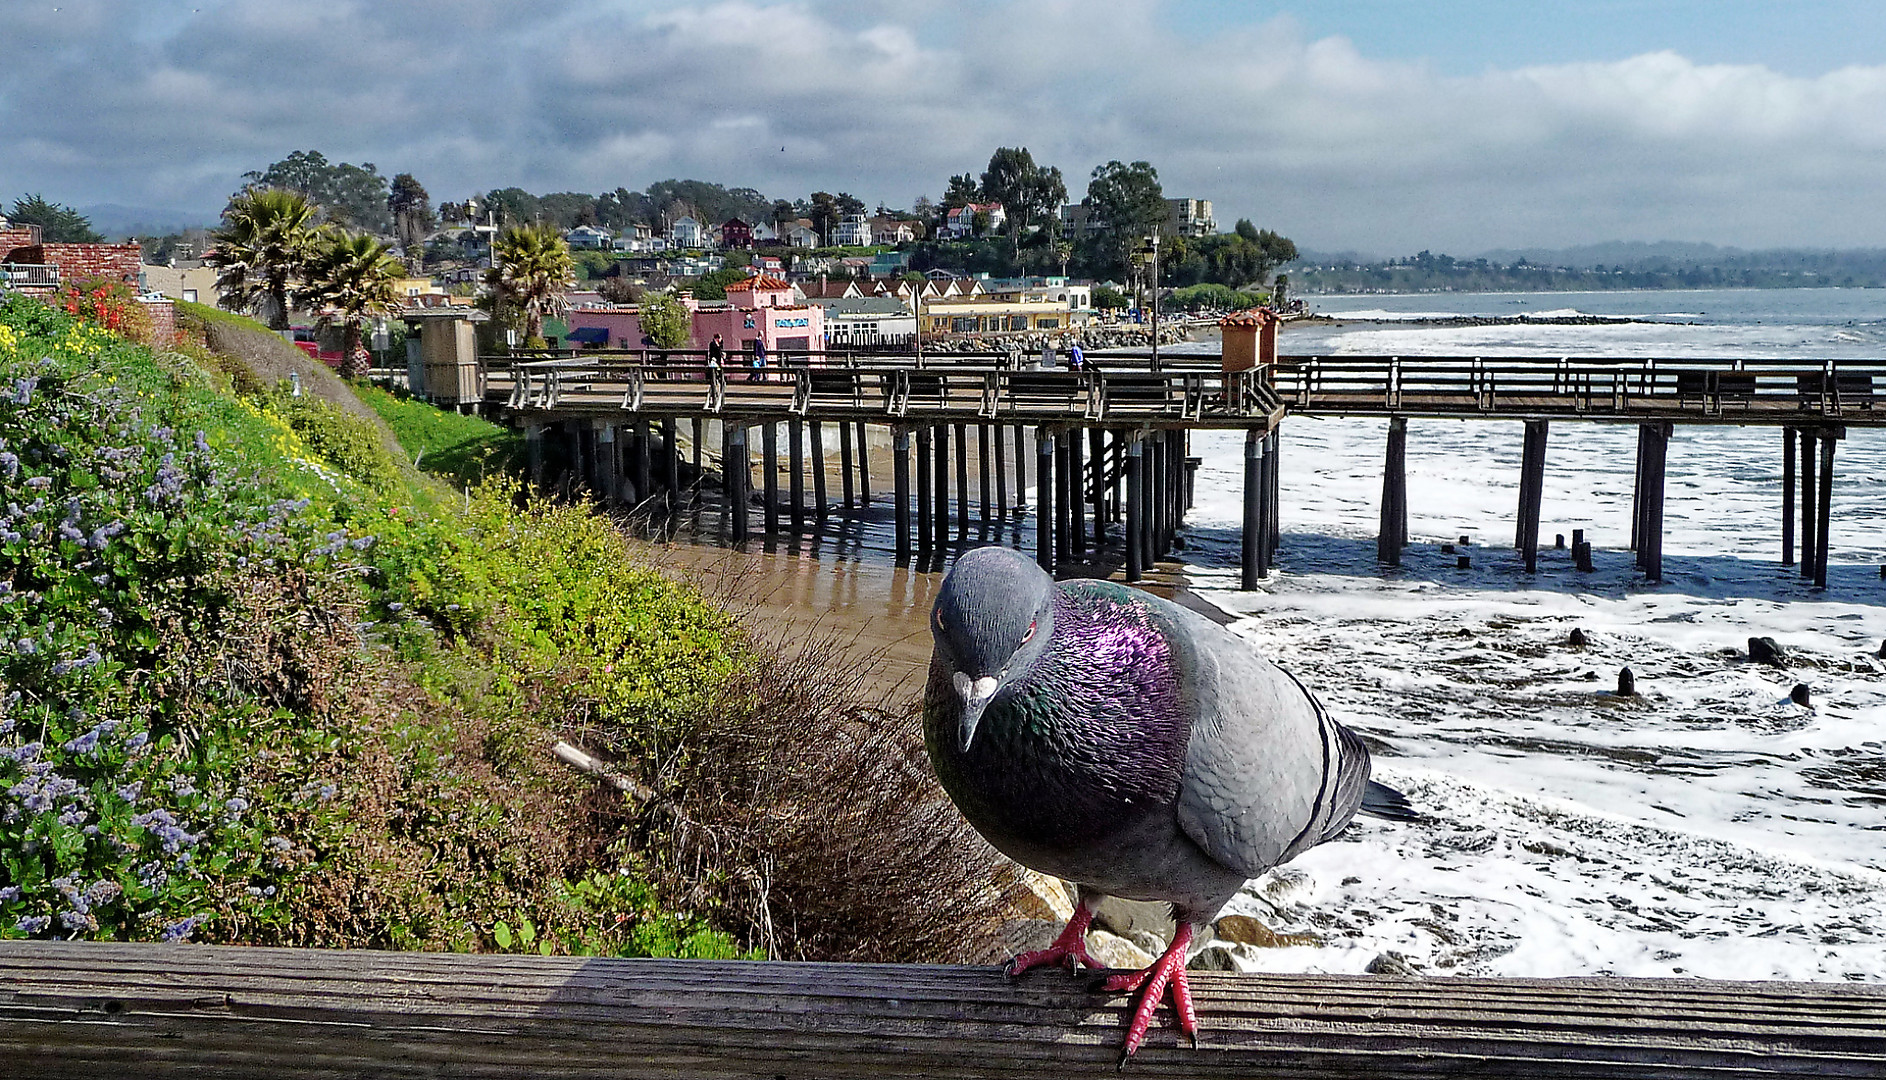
[1020,619,1037,645]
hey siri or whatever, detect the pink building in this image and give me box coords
[560,273,823,356]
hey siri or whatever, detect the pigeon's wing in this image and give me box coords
[1154,602,1372,877]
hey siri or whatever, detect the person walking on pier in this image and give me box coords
[707,333,725,380]
[1069,342,1085,371]
[749,337,768,383]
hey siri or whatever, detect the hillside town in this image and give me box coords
[1,148,1301,369]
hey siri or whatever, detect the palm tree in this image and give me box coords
[207,188,318,330]
[300,228,402,378]
[486,223,573,347]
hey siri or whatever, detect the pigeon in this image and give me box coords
[924,545,1412,1062]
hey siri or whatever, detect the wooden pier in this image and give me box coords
[4,942,1884,1078]
[476,349,1886,588]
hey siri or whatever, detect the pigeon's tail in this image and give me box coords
[1359,780,1418,822]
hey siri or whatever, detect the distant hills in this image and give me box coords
[1289,243,1886,293]
[77,203,219,239]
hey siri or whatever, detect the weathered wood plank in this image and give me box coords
[2,944,1884,1079]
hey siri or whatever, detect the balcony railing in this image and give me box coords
[1,263,60,290]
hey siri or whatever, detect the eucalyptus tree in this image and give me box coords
[1085,160,1167,285]
[980,147,1066,267]
[300,228,402,378]
[486,223,574,347]
[386,173,434,260]
[207,187,320,330]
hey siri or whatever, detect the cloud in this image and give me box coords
[2,0,1884,253]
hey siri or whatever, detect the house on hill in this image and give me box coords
[720,218,753,249]
[670,216,705,248]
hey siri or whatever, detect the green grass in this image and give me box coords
[174,298,275,336]
[353,383,523,488]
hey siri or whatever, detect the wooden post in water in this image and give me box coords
[994,422,1008,517]
[1781,427,1795,566]
[789,419,806,532]
[761,422,780,538]
[1036,425,1056,573]
[1640,421,1670,581]
[893,427,911,563]
[1126,434,1144,583]
[1243,429,1264,589]
[1147,435,1165,560]
[810,420,828,524]
[1630,428,1645,553]
[1054,430,1073,567]
[1267,429,1282,561]
[1518,419,1549,573]
[839,420,855,509]
[1068,429,1086,561]
[916,426,933,555]
[1089,428,1107,549]
[634,420,652,509]
[954,421,970,536]
[690,417,704,507]
[1815,429,1837,589]
[1799,429,1818,581]
[662,418,679,515]
[1378,416,1407,566]
[934,422,951,553]
[729,425,750,544]
[1014,424,1029,512]
[856,421,871,504]
[978,424,993,524]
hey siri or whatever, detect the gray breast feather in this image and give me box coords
[1161,605,1365,878]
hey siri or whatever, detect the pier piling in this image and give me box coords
[1782,427,1796,566]
[1126,435,1144,583]
[916,426,933,555]
[979,424,993,524]
[893,427,911,563]
[1036,425,1055,573]
[1378,416,1408,565]
[1243,429,1264,589]
[810,420,828,523]
[762,422,780,538]
[789,420,806,532]
[955,422,970,536]
[856,421,871,504]
[1799,429,1818,581]
[729,425,750,544]
[1815,430,1837,589]
[1518,419,1549,573]
[839,420,854,509]
[933,422,950,555]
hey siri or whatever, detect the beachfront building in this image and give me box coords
[982,277,1093,313]
[562,273,823,355]
[920,296,1074,337]
[816,296,915,348]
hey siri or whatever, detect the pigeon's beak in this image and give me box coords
[951,671,999,751]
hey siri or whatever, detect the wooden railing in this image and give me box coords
[3,943,1883,1078]
[484,353,1283,427]
[1271,355,1886,421]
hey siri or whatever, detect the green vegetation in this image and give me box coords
[302,229,403,377]
[0,292,1016,962]
[353,384,522,489]
[206,188,320,331]
[637,293,691,349]
[6,194,104,244]
[1165,283,1268,312]
[487,224,575,347]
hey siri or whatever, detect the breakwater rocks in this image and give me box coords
[922,321,1202,355]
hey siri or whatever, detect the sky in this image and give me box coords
[3,0,1885,256]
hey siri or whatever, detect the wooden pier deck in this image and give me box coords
[472,348,1885,589]
[4,942,1884,1078]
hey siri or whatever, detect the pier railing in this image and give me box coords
[5,943,1883,1078]
[1272,354,1886,422]
[484,352,1284,428]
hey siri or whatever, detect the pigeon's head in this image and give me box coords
[931,546,1055,751]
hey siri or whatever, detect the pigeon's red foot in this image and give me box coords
[1005,904,1102,978]
[1099,923,1198,1062]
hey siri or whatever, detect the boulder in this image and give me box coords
[1187,945,1239,972]
[1087,929,1154,970]
[1215,913,1321,949]
[1748,636,1789,666]
[1567,628,1588,647]
[1365,951,1420,976]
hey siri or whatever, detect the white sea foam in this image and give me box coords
[1169,290,1886,981]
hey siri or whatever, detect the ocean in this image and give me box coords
[1173,288,1886,981]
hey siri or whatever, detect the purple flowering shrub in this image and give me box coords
[0,295,381,942]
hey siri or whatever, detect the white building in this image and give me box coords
[830,213,873,247]
[565,225,615,250]
[670,216,706,248]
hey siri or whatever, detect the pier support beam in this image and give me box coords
[810,420,828,524]
[729,425,750,544]
[839,420,855,509]
[994,422,1008,518]
[1036,426,1056,573]
[762,422,780,538]
[955,422,970,536]
[632,420,651,510]
[1126,434,1144,583]
[979,424,993,524]
[690,418,704,507]
[1014,424,1029,512]
[893,428,911,564]
[1055,430,1073,567]
[1149,435,1166,560]
[1781,428,1796,566]
[1378,416,1408,566]
[1089,428,1107,550]
[1815,429,1838,589]
[1636,422,1670,581]
[916,427,933,555]
[934,422,951,553]
[856,421,871,504]
[1068,430,1086,561]
[789,420,806,532]
[1517,419,1549,573]
[1243,430,1265,589]
[662,418,679,516]
[1799,429,1818,581]
[1267,429,1281,561]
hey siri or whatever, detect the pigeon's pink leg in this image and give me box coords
[1100,922,1198,1060]
[1005,901,1103,977]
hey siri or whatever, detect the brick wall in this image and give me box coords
[140,297,179,347]
[0,222,44,258]
[10,243,144,288]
